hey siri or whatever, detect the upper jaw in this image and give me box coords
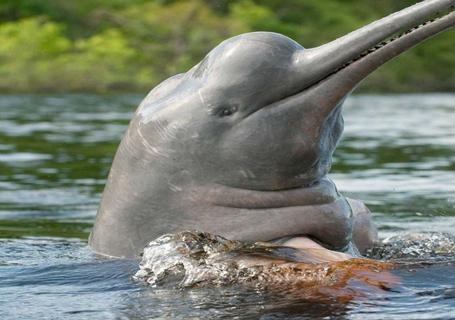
[285,0,455,114]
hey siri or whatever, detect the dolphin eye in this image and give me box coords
[211,105,238,117]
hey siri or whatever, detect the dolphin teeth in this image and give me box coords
[328,5,455,84]
[333,7,452,77]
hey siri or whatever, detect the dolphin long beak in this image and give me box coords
[291,0,455,114]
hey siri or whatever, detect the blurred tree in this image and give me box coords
[111,0,247,86]
[0,18,70,91]
[0,0,452,92]
[60,28,138,92]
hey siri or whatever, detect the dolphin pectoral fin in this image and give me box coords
[233,237,353,269]
[346,198,379,255]
[280,237,352,262]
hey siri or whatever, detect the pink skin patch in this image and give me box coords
[281,237,352,262]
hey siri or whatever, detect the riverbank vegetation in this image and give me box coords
[0,0,453,93]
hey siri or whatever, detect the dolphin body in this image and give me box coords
[90,0,455,258]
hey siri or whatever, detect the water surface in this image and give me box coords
[0,94,454,319]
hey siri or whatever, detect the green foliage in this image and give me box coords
[230,1,298,38]
[61,29,137,92]
[0,18,70,91]
[0,18,138,92]
[116,0,246,83]
[0,0,453,93]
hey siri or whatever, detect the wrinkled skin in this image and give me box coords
[90,0,455,259]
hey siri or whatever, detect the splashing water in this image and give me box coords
[366,232,455,261]
[133,231,397,294]
[134,230,455,297]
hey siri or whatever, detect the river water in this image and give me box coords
[0,94,454,319]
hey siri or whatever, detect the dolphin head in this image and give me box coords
[91,0,455,258]
[136,32,335,191]
[136,0,455,191]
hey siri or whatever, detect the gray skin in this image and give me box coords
[90,0,455,259]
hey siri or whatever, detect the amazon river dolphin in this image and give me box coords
[90,0,455,258]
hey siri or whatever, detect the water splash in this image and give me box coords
[366,232,455,261]
[133,231,394,293]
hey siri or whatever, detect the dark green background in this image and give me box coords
[0,0,453,93]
